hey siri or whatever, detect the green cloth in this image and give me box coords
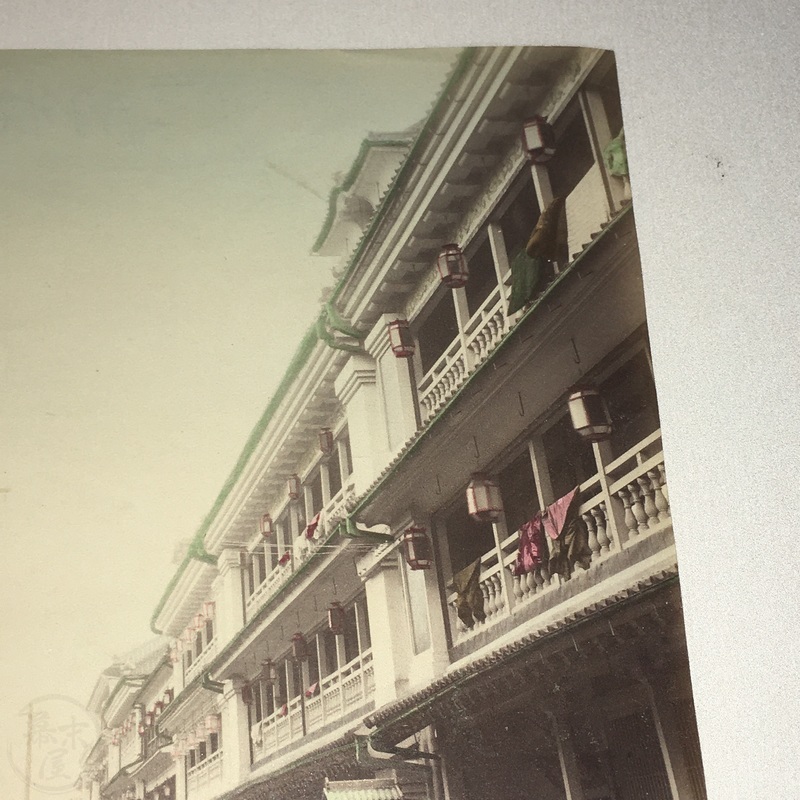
[507,251,545,315]
[452,558,486,628]
[603,129,628,177]
[526,196,567,261]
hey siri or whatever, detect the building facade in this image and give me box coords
[81,46,707,800]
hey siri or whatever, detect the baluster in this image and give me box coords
[615,486,639,538]
[658,463,669,507]
[637,475,659,526]
[492,573,505,615]
[648,468,670,522]
[482,577,495,619]
[627,482,649,533]
[595,502,611,553]
[582,510,599,559]
[510,569,524,601]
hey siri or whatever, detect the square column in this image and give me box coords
[213,549,246,650]
[222,679,252,788]
[334,354,390,494]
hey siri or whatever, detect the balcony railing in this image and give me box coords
[185,638,218,684]
[186,750,223,799]
[417,171,609,425]
[446,429,671,644]
[251,649,374,761]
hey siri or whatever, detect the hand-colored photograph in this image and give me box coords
[1,46,707,800]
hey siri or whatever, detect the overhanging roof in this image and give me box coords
[324,778,403,800]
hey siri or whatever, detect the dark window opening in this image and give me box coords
[254,552,266,586]
[601,350,660,458]
[277,661,288,705]
[307,636,320,686]
[309,471,323,515]
[341,433,353,478]
[328,450,343,497]
[342,605,360,665]
[263,682,275,717]
[205,618,214,643]
[588,52,624,140]
[548,101,595,201]
[290,660,303,700]
[417,290,459,376]
[497,174,541,262]
[359,602,371,650]
[209,732,219,754]
[542,413,597,500]
[188,750,196,768]
[444,501,495,576]
[194,631,203,655]
[465,236,498,316]
[322,629,339,676]
[197,741,207,762]
[499,450,540,534]
[253,680,263,722]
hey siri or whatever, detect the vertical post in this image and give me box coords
[578,88,625,213]
[451,287,475,370]
[548,706,587,800]
[592,439,623,549]
[222,680,252,788]
[487,222,512,310]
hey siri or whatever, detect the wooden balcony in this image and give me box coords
[186,749,223,800]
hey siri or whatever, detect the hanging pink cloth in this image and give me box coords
[543,486,592,579]
[542,486,580,541]
[512,513,545,576]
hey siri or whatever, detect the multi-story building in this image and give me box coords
[81,45,707,800]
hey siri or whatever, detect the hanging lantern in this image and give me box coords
[259,512,274,539]
[195,723,206,740]
[241,685,253,706]
[182,629,194,646]
[164,688,174,704]
[291,632,309,661]
[287,474,302,501]
[436,243,469,288]
[261,658,278,685]
[401,525,434,570]
[567,384,613,442]
[138,723,146,736]
[193,613,205,632]
[168,645,179,664]
[318,428,334,456]
[111,736,119,747]
[387,318,415,358]
[186,732,199,747]
[521,115,556,163]
[466,473,504,522]
[144,712,153,726]
[327,601,346,635]
[154,700,164,716]
[205,714,221,733]
[163,785,172,797]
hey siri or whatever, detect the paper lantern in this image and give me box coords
[318,428,334,456]
[144,712,153,726]
[291,632,309,661]
[522,115,556,163]
[401,525,433,570]
[205,714,221,733]
[241,685,253,706]
[567,384,613,442]
[466,473,504,522]
[287,474,302,501]
[436,243,469,288]
[261,658,278,685]
[202,600,216,619]
[259,513,273,538]
[387,318,415,358]
[327,601,346,635]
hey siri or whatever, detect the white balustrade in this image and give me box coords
[252,649,374,761]
[447,429,671,645]
[184,638,218,684]
[186,750,224,799]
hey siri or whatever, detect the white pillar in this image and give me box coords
[214,549,246,649]
[365,314,421,452]
[360,556,411,705]
[222,679,252,788]
[334,354,390,494]
[547,706,587,800]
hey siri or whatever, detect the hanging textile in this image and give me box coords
[305,508,326,540]
[603,128,628,177]
[512,512,546,576]
[526,195,567,262]
[507,250,545,315]
[305,682,319,698]
[452,558,486,628]
[543,486,591,579]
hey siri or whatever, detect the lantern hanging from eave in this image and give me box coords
[202,600,216,619]
[181,629,194,646]
[138,724,146,736]
[164,688,174,704]
[521,115,556,163]
[327,601,346,635]
[261,658,278,685]
[436,243,469,288]
[291,632,309,661]
[205,714,221,733]
[163,785,172,797]
[567,384,613,442]
[318,428,334,457]
[241,685,253,706]
[193,613,205,632]
[401,525,433,570]
[466,473,504,523]
[287,474,302,501]
[154,700,164,716]
[144,712,153,726]
[259,512,273,538]
[387,318,415,358]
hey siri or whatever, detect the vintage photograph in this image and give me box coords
[2,46,709,800]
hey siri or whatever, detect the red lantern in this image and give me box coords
[387,318,415,358]
[522,115,556,163]
[144,712,153,726]
[138,723,146,736]
[466,473,504,522]
[202,600,216,619]
[261,658,278,685]
[318,428,334,456]
[402,525,433,570]
[291,632,309,661]
[327,601,346,635]
[154,701,164,716]
[567,384,613,442]
[287,474,302,501]
[193,613,205,632]
[164,689,174,704]
[436,243,469,288]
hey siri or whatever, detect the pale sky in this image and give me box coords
[0,48,456,797]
